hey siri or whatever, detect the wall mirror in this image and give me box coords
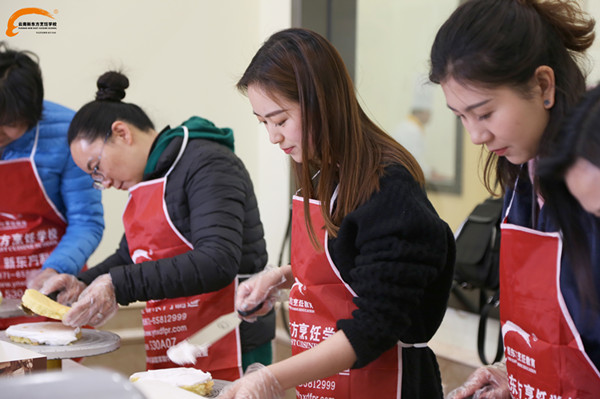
[354,0,463,194]
[294,0,463,194]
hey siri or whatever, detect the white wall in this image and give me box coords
[1,0,292,266]
[585,0,600,85]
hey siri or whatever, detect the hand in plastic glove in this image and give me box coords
[27,268,58,291]
[62,274,118,328]
[217,363,284,399]
[39,273,87,306]
[236,265,287,322]
[446,361,509,399]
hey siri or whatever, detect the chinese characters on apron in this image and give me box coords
[500,187,600,398]
[0,126,66,328]
[289,191,406,399]
[122,127,241,380]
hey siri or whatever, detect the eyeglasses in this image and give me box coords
[91,131,112,190]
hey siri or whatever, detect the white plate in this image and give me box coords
[132,378,231,398]
[0,328,120,359]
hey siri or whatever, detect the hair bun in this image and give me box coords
[95,71,129,102]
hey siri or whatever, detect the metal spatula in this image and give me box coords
[167,311,241,365]
[167,302,264,365]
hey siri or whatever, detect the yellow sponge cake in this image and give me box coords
[21,289,70,320]
[130,367,214,396]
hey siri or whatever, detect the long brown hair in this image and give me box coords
[238,28,423,247]
[430,0,594,195]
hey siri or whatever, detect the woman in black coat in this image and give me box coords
[41,71,274,379]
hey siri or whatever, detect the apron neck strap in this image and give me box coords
[294,169,322,196]
[504,166,522,222]
[164,125,189,177]
[330,185,339,214]
[29,124,40,161]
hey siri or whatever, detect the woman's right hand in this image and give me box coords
[217,363,284,399]
[236,265,288,322]
[39,273,87,306]
[446,362,509,399]
[62,274,118,328]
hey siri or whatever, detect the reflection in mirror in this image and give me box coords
[355,0,462,194]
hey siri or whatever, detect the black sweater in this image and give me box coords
[330,165,455,398]
[79,131,274,352]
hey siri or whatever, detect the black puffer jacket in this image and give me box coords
[79,126,274,352]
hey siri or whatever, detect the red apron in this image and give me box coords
[123,128,241,380]
[0,126,66,328]
[500,191,600,398]
[289,191,404,398]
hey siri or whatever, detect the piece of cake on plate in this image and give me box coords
[130,367,214,396]
[6,321,81,345]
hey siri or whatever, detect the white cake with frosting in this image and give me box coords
[6,321,81,345]
[130,367,214,396]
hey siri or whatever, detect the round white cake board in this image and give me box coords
[0,328,120,359]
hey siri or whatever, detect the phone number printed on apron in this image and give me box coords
[142,312,188,326]
[298,379,336,391]
[0,268,29,297]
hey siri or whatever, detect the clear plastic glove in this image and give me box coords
[39,273,87,306]
[446,361,509,399]
[236,265,287,322]
[27,268,58,291]
[217,363,284,399]
[62,274,118,328]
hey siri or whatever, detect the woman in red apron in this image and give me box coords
[41,71,275,378]
[430,1,600,397]
[0,125,67,329]
[0,45,103,329]
[220,28,455,399]
[499,191,600,398]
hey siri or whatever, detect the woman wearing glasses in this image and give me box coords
[0,43,103,329]
[40,70,275,380]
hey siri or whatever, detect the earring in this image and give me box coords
[544,100,551,107]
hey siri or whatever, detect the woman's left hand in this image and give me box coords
[62,274,118,327]
[39,273,87,306]
[217,363,285,399]
[26,268,58,291]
